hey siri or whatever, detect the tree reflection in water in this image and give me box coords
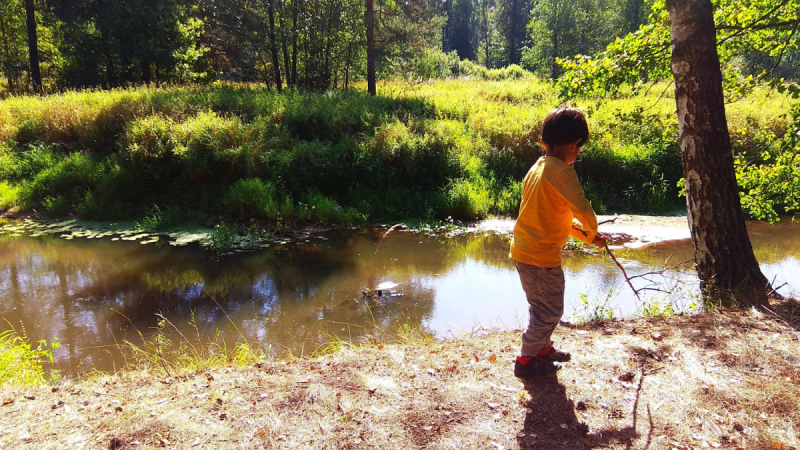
[1,221,798,375]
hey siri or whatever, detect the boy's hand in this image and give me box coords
[591,233,609,249]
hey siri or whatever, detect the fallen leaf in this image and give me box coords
[489,354,497,363]
[378,345,384,349]
[24,395,35,401]
[619,372,635,382]
[473,353,479,362]
[422,426,433,431]
[2,399,13,406]
[774,444,783,450]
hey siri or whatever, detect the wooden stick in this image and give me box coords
[603,242,642,302]
[572,224,641,302]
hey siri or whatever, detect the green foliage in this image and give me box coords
[225,178,280,220]
[0,328,60,387]
[640,299,676,317]
[737,150,800,222]
[0,80,793,223]
[523,0,634,79]
[208,222,238,255]
[557,0,800,100]
[571,291,616,324]
[0,182,21,210]
[136,205,185,231]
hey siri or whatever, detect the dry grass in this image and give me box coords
[1,302,799,449]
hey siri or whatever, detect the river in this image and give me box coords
[1,217,798,375]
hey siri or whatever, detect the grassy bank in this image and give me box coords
[1,305,798,449]
[0,80,795,228]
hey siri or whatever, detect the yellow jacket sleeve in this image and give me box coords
[553,166,597,245]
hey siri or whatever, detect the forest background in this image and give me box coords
[0,0,798,228]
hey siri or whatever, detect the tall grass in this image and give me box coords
[0,80,793,224]
[0,328,60,387]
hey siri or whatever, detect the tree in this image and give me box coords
[24,0,41,93]
[665,0,771,306]
[557,0,800,306]
[365,0,375,95]
[442,0,475,60]
[0,0,28,93]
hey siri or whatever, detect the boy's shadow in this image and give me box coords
[517,375,639,449]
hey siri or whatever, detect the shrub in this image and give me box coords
[0,181,21,210]
[225,178,280,220]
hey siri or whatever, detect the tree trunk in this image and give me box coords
[366,0,376,96]
[666,0,770,307]
[141,59,152,84]
[278,0,292,87]
[268,0,282,91]
[344,42,352,89]
[483,0,490,69]
[292,0,298,86]
[24,0,41,93]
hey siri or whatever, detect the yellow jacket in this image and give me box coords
[510,156,598,267]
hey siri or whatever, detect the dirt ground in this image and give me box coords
[1,301,799,450]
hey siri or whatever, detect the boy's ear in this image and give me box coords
[540,139,548,150]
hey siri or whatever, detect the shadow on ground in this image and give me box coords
[517,368,663,449]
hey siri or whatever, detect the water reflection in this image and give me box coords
[0,220,798,374]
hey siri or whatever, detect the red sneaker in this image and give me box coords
[540,346,571,362]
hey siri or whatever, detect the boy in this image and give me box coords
[510,107,606,378]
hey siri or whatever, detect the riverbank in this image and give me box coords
[1,304,798,449]
[1,80,795,227]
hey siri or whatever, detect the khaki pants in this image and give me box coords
[515,261,565,356]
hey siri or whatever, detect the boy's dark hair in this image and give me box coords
[541,107,589,148]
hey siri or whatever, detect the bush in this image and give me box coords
[0,181,21,210]
[225,178,280,220]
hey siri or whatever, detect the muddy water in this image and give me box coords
[1,220,798,375]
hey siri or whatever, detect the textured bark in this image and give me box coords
[268,0,282,91]
[24,0,42,93]
[278,0,292,87]
[291,0,298,85]
[366,0,376,96]
[666,0,770,307]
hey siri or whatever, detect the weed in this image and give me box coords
[0,326,60,387]
[136,205,184,231]
[207,222,238,255]
[571,291,616,324]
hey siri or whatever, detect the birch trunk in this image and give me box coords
[666,0,770,307]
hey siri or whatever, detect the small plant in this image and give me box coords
[640,299,677,317]
[0,327,60,387]
[136,204,184,231]
[571,291,616,324]
[207,222,238,255]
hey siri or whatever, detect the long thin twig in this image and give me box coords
[603,242,642,303]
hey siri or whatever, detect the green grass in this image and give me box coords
[0,80,795,225]
[0,328,60,387]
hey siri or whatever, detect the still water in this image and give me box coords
[1,220,798,375]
